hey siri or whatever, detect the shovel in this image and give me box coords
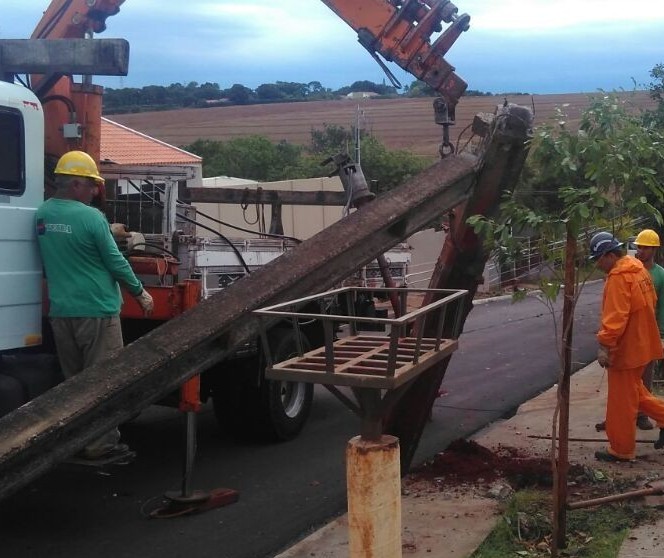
[568,480,664,510]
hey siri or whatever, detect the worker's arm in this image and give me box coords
[597,274,631,349]
[90,209,143,296]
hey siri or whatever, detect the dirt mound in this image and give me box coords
[411,439,585,489]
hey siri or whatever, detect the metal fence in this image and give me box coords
[407,216,651,295]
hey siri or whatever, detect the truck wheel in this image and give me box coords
[212,328,314,442]
[1,354,62,400]
[0,374,26,418]
[257,374,313,442]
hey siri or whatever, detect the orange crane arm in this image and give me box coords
[31,0,126,39]
[29,0,126,185]
[320,0,469,118]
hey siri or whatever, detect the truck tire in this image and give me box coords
[0,374,26,418]
[212,328,314,442]
[1,354,62,400]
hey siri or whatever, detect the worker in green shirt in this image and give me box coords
[634,229,664,429]
[36,150,154,461]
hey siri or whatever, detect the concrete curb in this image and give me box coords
[473,278,604,305]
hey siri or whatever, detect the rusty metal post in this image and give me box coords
[346,389,402,557]
[347,435,402,558]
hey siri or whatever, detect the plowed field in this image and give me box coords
[108,92,655,159]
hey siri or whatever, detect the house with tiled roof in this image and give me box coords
[99,117,202,235]
[100,117,202,178]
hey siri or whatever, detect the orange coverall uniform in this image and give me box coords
[597,256,664,459]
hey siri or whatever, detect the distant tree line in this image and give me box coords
[184,124,430,195]
[102,79,497,114]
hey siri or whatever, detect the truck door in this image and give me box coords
[0,83,45,350]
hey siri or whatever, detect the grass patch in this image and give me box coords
[470,489,660,557]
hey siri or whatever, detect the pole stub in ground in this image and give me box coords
[347,434,402,557]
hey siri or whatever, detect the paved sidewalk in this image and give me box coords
[276,361,664,557]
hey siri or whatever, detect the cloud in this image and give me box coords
[454,24,662,94]
[463,0,664,31]
[9,0,664,94]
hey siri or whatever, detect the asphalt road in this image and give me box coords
[0,282,602,558]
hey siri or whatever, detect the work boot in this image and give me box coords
[637,415,654,430]
[594,450,634,463]
[655,429,664,450]
[80,442,131,460]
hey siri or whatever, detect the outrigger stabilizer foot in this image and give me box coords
[149,407,240,518]
[149,487,240,519]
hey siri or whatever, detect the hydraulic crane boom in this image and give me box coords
[30,0,468,162]
[321,0,470,153]
[31,0,125,39]
[29,0,126,172]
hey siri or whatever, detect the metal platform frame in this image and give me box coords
[255,287,467,439]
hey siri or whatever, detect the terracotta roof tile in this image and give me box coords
[101,117,201,166]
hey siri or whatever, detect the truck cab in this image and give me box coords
[0,82,44,351]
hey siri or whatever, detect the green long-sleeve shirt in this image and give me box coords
[36,198,143,318]
[650,263,664,336]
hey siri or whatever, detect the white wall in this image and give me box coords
[194,176,347,240]
[405,229,446,287]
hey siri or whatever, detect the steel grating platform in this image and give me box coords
[266,334,458,390]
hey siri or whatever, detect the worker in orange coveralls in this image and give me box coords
[589,231,664,462]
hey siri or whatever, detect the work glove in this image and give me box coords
[110,223,131,253]
[135,289,154,316]
[110,222,131,239]
[597,345,610,368]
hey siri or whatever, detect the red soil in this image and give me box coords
[411,439,585,488]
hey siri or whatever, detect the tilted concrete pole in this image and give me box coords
[0,157,476,502]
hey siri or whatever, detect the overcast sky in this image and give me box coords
[3,1,663,94]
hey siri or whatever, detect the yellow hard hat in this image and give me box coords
[635,229,660,247]
[54,150,105,185]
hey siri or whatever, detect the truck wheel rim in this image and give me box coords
[280,381,305,418]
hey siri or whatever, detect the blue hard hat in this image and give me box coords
[589,231,623,260]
